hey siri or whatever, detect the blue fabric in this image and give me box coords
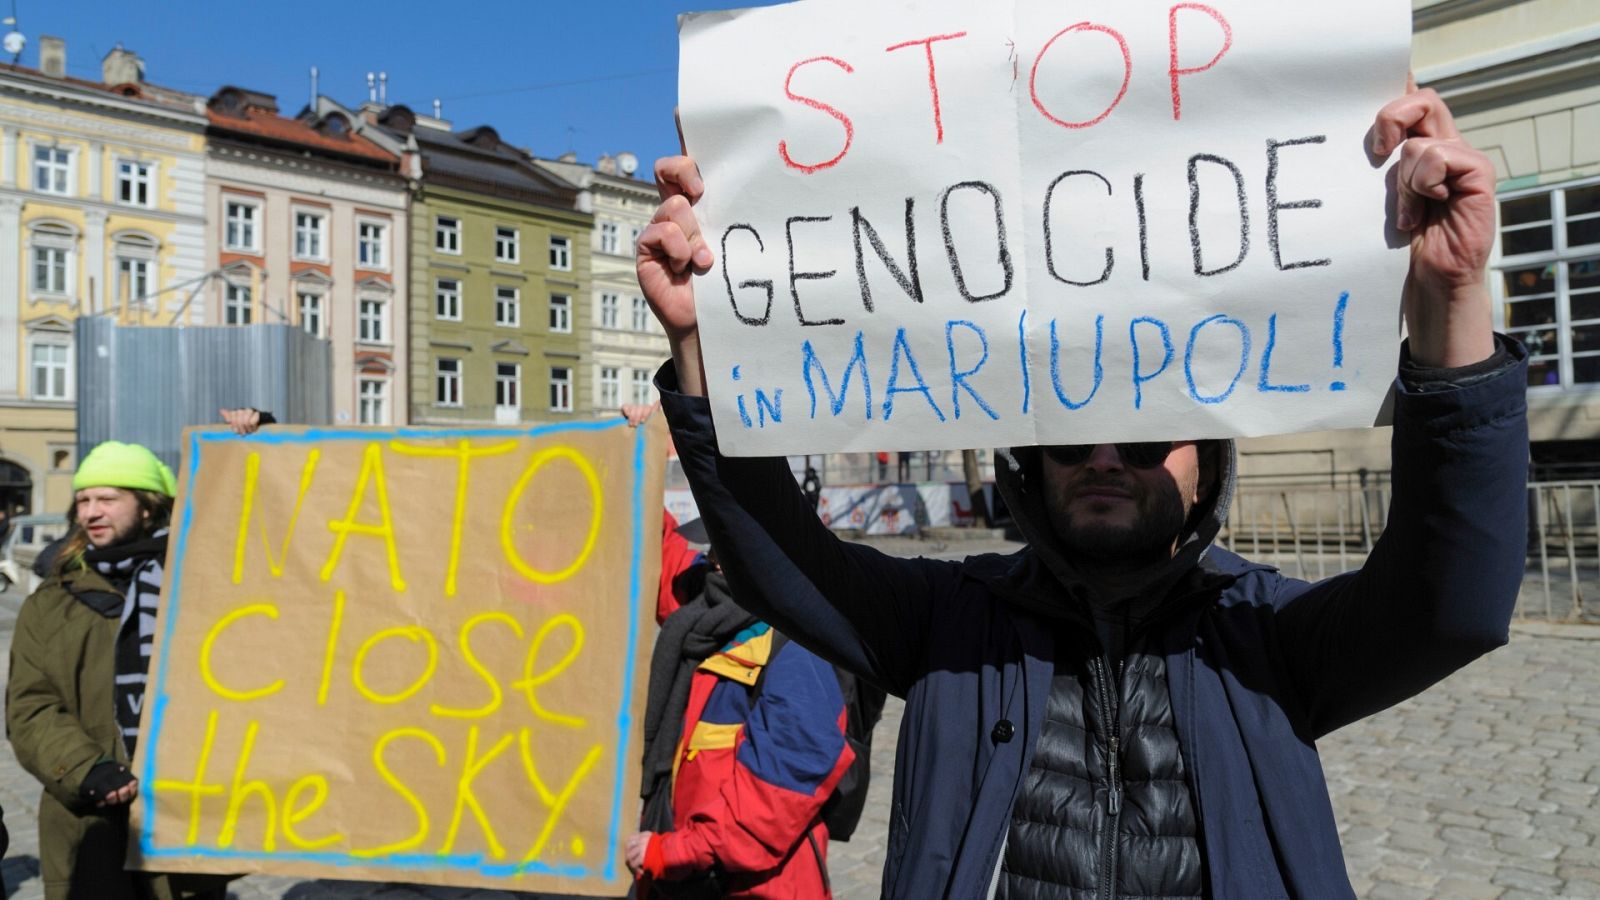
[658,337,1528,900]
[736,640,849,796]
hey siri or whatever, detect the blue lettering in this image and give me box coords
[882,328,946,423]
[1258,313,1310,393]
[1130,317,1174,411]
[1184,315,1251,404]
[1018,309,1031,416]
[947,320,997,421]
[754,388,783,427]
[801,333,873,420]
[1049,316,1104,410]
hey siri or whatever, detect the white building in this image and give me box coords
[535,153,668,415]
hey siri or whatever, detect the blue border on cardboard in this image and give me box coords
[139,419,647,884]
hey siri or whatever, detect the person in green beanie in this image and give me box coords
[6,440,227,900]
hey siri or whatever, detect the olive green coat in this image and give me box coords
[5,566,227,900]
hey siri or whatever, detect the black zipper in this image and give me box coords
[1092,655,1125,900]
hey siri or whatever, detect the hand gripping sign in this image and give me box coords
[129,419,667,895]
[678,0,1412,456]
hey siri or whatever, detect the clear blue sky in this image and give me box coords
[26,0,784,172]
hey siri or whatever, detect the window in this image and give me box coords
[632,368,653,405]
[116,257,150,306]
[294,211,327,260]
[549,235,571,270]
[496,286,520,327]
[298,292,324,338]
[358,376,389,425]
[632,296,650,332]
[33,146,71,195]
[435,278,461,320]
[436,357,462,406]
[1498,182,1600,389]
[630,226,642,249]
[32,247,68,295]
[30,341,70,400]
[224,282,252,325]
[601,293,619,329]
[225,200,259,252]
[116,160,153,207]
[358,220,388,269]
[495,226,520,263]
[549,294,571,333]
[549,366,573,412]
[496,363,521,409]
[435,216,460,254]
[358,297,387,343]
[601,222,619,255]
[600,366,620,409]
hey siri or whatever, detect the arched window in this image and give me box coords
[28,222,76,298]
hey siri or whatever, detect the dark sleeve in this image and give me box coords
[658,365,958,697]
[1273,335,1529,737]
[255,410,278,425]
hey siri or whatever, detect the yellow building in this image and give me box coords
[0,40,207,519]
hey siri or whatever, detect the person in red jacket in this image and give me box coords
[624,406,854,898]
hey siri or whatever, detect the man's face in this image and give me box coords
[1040,442,1211,562]
[75,487,146,548]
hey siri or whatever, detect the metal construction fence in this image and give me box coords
[1219,476,1598,623]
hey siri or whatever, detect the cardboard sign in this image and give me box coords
[129,419,667,895]
[678,0,1412,455]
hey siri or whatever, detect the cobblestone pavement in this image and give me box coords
[2,539,1598,899]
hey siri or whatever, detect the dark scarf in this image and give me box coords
[85,530,167,756]
[639,571,757,833]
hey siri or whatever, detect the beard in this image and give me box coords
[1047,475,1189,562]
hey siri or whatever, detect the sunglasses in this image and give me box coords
[1042,442,1176,469]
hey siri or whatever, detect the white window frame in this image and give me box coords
[495,362,521,410]
[115,158,155,208]
[600,221,620,255]
[116,256,151,308]
[600,293,619,329]
[631,295,651,332]
[224,197,261,253]
[358,375,390,425]
[435,278,461,321]
[1496,177,1600,392]
[549,366,573,413]
[600,366,620,409]
[435,216,461,254]
[631,368,653,405]
[358,295,388,344]
[495,286,520,328]
[32,144,73,196]
[436,357,463,407]
[224,281,253,325]
[357,218,389,270]
[293,208,328,261]
[28,337,72,401]
[549,293,572,333]
[29,226,74,298]
[549,235,572,271]
[297,291,325,338]
[495,225,520,263]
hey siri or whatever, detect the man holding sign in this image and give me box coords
[637,2,1526,895]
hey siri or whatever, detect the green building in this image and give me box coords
[365,105,592,424]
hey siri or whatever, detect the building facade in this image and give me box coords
[1237,0,1600,481]
[204,87,409,427]
[364,106,592,425]
[0,41,206,519]
[535,153,668,415]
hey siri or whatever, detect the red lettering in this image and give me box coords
[778,56,856,175]
[1029,23,1132,130]
[885,32,969,145]
[1168,3,1233,120]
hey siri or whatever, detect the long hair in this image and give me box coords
[54,488,174,574]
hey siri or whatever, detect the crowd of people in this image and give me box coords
[0,82,1530,900]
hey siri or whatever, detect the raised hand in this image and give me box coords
[1370,86,1498,369]
[637,155,714,395]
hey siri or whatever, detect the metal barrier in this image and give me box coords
[1219,478,1597,623]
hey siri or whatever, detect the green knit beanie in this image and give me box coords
[73,441,177,497]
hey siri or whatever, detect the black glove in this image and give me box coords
[79,761,136,805]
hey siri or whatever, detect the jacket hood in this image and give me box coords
[992,439,1238,612]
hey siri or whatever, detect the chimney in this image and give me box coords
[102,43,144,86]
[366,72,376,103]
[378,71,387,105]
[597,154,618,175]
[39,35,65,78]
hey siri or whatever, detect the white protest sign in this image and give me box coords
[677,0,1412,456]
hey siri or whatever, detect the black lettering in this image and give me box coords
[721,225,773,326]
[940,181,1013,303]
[1042,170,1113,287]
[787,216,845,327]
[851,199,923,312]
[1266,135,1331,271]
[1187,153,1250,277]
[1134,173,1150,282]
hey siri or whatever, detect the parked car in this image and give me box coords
[0,513,68,594]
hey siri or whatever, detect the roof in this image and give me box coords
[207,87,396,166]
[0,62,204,118]
[395,121,579,207]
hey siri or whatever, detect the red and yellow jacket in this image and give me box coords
[640,619,854,897]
